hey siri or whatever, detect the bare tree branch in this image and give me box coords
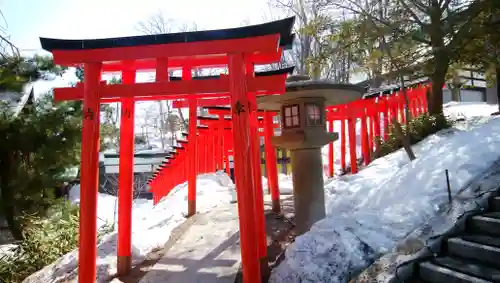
[333,0,432,45]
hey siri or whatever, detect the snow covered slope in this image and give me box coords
[270,107,500,282]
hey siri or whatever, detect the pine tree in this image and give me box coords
[0,56,80,240]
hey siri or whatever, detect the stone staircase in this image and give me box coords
[411,196,500,283]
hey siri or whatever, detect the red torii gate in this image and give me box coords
[40,17,295,283]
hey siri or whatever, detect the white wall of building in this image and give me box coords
[442,89,485,104]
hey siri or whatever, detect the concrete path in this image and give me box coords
[138,204,241,283]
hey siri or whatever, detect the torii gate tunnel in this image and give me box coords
[40,17,295,283]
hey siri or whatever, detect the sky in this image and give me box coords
[0,0,279,54]
[0,0,289,136]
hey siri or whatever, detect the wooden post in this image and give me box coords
[117,65,136,276]
[228,53,261,283]
[264,111,280,213]
[361,110,370,165]
[368,113,374,155]
[340,118,346,172]
[78,62,102,283]
[328,118,335,177]
[203,133,209,173]
[218,116,224,170]
[225,154,231,175]
[348,117,357,173]
[383,97,390,141]
[246,62,269,277]
[185,66,197,217]
[153,58,169,204]
[208,130,215,171]
[373,108,381,154]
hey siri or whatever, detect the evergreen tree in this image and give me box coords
[0,95,81,239]
[0,55,79,239]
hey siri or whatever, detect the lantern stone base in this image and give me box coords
[289,147,327,235]
[271,125,337,235]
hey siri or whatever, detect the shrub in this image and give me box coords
[0,200,112,283]
[375,113,452,158]
[0,200,78,283]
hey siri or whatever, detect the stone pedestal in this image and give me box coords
[290,147,326,235]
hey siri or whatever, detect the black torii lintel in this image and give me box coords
[40,17,296,52]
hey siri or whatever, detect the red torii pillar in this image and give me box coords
[367,101,375,154]
[206,128,215,172]
[117,64,136,275]
[197,117,221,173]
[347,113,357,174]
[360,103,371,165]
[223,130,233,175]
[327,109,335,177]
[203,108,230,171]
[326,106,346,176]
[80,63,102,283]
[245,62,268,275]
[228,53,261,281]
[217,115,225,170]
[263,111,280,213]
[184,66,198,217]
[382,96,390,140]
[370,100,382,154]
[200,133,208,173]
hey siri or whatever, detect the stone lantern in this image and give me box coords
[257,75,364,235]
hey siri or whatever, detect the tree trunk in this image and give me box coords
[393,120,416,161]
[427,1,449,116]
[496,67,500,112]
[447,83,462,102]
[158,101,165,149]
[397,73,417,161]
[177,108,188,131]
[0,154,23,240]
[429,57,448,115]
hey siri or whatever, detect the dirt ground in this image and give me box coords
[234,196,297,283]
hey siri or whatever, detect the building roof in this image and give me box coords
[100,147,172,174]
[0,83,35,117]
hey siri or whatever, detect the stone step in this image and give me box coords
[447,237,500,268]
[461,234,500,249]
[468,214,500,236]
[488,197,500,212]
[432,256,500,281]
[481,212,500,219]
[418,261,492,283]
